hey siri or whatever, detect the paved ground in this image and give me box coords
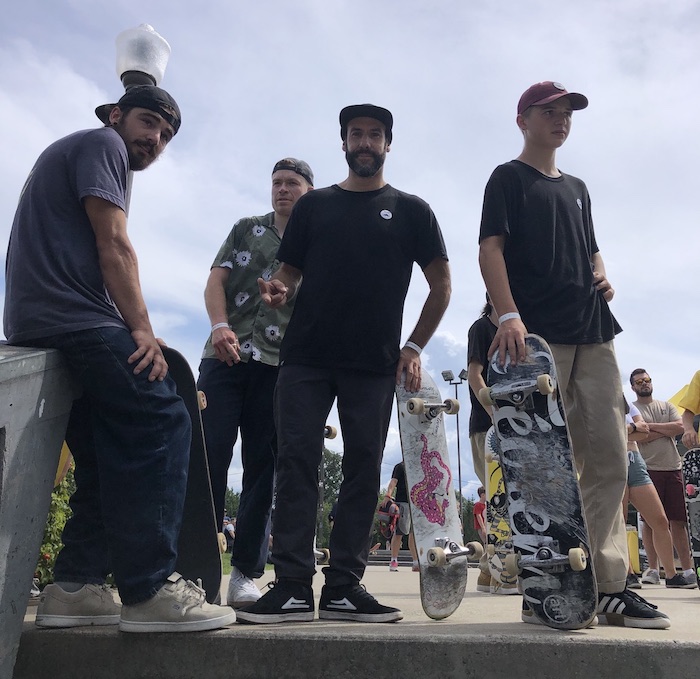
[14,564,700,679]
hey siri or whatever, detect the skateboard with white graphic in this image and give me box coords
[396,369,482,620]
[480,334,597,629]
[682,448,700,587]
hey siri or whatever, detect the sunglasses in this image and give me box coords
[633,378,652,385]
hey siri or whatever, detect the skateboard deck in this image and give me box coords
[163,346,224,604]
[682,448,700,587]
[481,334,597,629]
[396,369,481,619]
[485,427,517,589]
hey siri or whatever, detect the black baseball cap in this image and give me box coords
[339,104,393,144]
[272,158,314,186]
[95,85,181,134]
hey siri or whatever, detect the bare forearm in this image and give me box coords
[204,270,229,326]
[407,283,450,349]
[648,421,684,437]
[99,242,153,335]
[478,238,517,317]
[683,409,697,434]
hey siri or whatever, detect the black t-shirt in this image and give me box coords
[479,160,621,344]
[278,184,448,374]
[466,315,497,435]
[391,462,408,502]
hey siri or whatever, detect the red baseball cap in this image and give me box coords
[517,81,588,115]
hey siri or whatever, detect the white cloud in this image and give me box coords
[1,0,698,494]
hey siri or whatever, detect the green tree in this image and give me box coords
[35,466,76,587]
[316,448,343,548]
[224,487,240,523]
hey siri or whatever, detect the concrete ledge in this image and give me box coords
[14,566,700,679]
[13,623,700,679]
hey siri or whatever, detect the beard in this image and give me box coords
[112,121,158,171]
[345,148,385,177]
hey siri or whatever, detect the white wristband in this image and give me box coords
[404,341,423,355]
[211,322,230,332]
[498,312,521,325]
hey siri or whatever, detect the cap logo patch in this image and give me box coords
[380,210,392,220]
[552,82,566,91]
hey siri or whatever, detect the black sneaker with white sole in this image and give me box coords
[597,589,670,629]
[319,584,402,623]
[235,580,314,624]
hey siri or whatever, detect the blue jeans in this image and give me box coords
[25,327,190,605]
[197,358,277,579]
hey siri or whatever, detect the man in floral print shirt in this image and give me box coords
[197,158,313,608]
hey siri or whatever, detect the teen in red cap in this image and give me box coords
[478,81,670,629]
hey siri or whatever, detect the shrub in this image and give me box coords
[35,466,75,588]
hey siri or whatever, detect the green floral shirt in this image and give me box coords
[201,213,293,366]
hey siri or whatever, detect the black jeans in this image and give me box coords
[272,364,394,587]
[197,358,277,579]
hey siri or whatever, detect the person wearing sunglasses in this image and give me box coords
[630,369,696,588]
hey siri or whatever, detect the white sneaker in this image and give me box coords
[227,567,262,608]
[641,568,660,585]
[119,572,236,633]
[36,583,121,628]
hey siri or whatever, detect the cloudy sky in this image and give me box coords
[1,0,698,499]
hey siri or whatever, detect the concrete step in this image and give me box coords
[14,565,700,679]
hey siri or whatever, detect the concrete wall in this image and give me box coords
[0,346,77,679]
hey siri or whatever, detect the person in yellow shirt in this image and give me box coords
[680,371,700,450]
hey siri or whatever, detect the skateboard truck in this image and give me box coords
[504,539,587,576]
[480,375,553,409]
[426,537,483,567]
[407,397,459,419]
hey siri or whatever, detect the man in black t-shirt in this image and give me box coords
[240,104,450,625]
[478,81,668,629]
[466,296,498,486]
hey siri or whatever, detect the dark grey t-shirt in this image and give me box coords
[4,127,130,342]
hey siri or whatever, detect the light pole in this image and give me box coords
[112,24,172,211]
[442,368,469,536]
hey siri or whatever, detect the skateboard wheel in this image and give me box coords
[505,552,522,576]
[407,398,425,415]
[427,547,447,567]
[467,541,483,561]
[324,425,337,440]
[536,374,554,395]
[198,390,208,410]
[486,544,496,557]
[568,547,587,572]
[479,387,494,407]
[217,532,227,554]
[485,450,495,464]
[316,548,330,565]
[443,398,460,415]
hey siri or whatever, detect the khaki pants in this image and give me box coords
[551,341,629,594]
[470,430,487,487]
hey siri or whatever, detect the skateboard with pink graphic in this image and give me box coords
[396,369,482,619]
[480,334,597,629]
